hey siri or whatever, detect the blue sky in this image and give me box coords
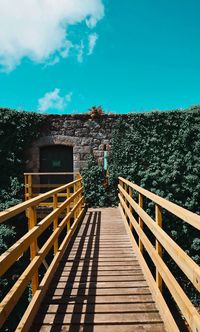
[0,0,200,114]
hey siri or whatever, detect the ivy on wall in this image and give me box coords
[0,108,45,330]
[82,154,110,207]
[0,108,44,210]
[83,108,200,304]
[108,108,200,304]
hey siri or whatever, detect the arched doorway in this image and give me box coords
[40,145,73,184]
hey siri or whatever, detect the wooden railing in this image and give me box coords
[118,177,200,332]
[0,176,85,331]
[24,172,79,205]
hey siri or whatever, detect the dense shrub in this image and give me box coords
[0,108,44,211]
[0,109,44,330]
[82,154,110,207]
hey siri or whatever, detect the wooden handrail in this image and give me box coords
[24,172,81,210]
[0,177,85,331]
[24,172,78,175]
[0,178,80,224]
[118,177,200,332]
[119,177,200,231]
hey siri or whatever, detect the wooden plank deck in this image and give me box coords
[32,208,166,331]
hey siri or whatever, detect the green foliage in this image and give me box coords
[108,109,200,304]
[0,224,16,305]
[0,108,44,210]
[82,154,110,207]
[0,109,44,330]
[0,224,16,254]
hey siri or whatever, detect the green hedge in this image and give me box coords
[83,108,200,304]
[0,108,44,210]
[0,109,44,330]
[109,108,200,213]
[108,108,200,304]
[82,154,110,207]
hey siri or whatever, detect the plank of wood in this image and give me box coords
[41,302,158,313]
[32,323,165,332]
[54,275,146,282]
[51,280,148,289]
[44,294,155,304]
[51,287,151,297]
[35,312,163,324]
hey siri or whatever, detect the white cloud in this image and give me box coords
[44,56,60,68]
[0,0,104,72]
[86,17,98,29]
[77,41,85,63]
[65,91,73,102]
[37,88,73,113]
[88,33,98,55]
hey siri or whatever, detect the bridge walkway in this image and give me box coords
[32,208,165,331]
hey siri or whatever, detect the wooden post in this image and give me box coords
[67,187,70,212]
[67,187,71,232]
[78,179,82,214]
[28,174,32,200]
[28,206,38,296]
[128,187,133,231]
[139,193,144,253]
[124,184,128,221]
[73,182,77,220]
[24,175,28,201]
[155,204,163,291]
[53,194,58,255]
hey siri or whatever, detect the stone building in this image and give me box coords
[26,113,121,174]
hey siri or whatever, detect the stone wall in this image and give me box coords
[25,113,122,173]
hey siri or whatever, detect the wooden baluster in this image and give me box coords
[122,181,126,215]
[28,206,38,296]
[28,174,32,199]
[128,187,133,231]
[24,174,27,201]
[53,193,58,255]
[77,180,80,215]
[139,193,144,253]
[155,204,163,291]
[67,187,71,232]
[124,184,128,220]
[67,187,70,212]
[74,182,77,220]
[79,179,82,213]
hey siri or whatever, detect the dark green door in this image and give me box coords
[40,145,73,185]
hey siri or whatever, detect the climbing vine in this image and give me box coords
[82,107,200,304]
[82,154,110,207]
[0,108,44,210]
[0,108,45,331]
[108,108,200,304]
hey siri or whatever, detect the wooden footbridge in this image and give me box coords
[0,174,200,331]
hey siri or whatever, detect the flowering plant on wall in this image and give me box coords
[88,105,105,118]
